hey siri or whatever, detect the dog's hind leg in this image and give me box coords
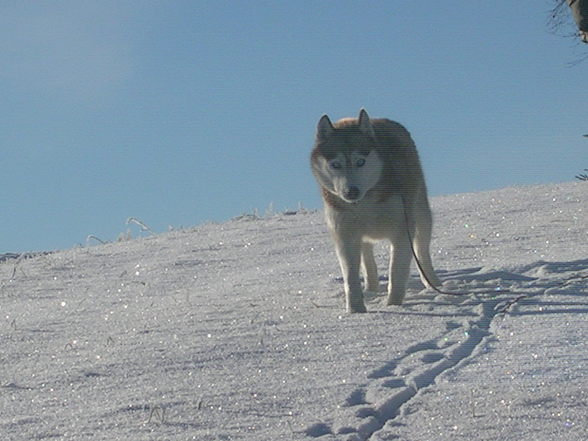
[361,242,379,293]
[387,231,412,306]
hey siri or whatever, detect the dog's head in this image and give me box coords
[311,109,383,203]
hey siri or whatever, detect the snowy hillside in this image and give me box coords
[1,182,587,441]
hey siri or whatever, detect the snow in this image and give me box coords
[1,181,586,441]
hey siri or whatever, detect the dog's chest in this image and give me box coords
[325,194,404,240]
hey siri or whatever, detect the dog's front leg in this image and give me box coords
[333,234,366,313]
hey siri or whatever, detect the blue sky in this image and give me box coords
[1,1,586,253]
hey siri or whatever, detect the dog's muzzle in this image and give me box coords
[343,186,360,202]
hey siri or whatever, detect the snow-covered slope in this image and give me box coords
[1,182,586,441]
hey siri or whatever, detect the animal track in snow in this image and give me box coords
[304,269,537,440]
[420,352,444,364]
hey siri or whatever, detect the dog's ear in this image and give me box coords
[358,108,375,137]
[317,114,334,141]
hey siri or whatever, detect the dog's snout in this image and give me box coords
[344,186,360,201]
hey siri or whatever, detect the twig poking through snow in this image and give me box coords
[126,217,155,235]
[86,235,106,245]
[495,295,528,314]
[575,169,588,181]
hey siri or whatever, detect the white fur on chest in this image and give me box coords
[324,194,405,241]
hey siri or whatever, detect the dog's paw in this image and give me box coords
[386,292,405,306]
[347,302,368,314]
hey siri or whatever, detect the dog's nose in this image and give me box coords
[344,186,360,201]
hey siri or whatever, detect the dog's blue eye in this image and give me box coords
[356,158,366,167]
[330,161,342,169]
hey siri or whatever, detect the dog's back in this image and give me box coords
[360,118,425,203]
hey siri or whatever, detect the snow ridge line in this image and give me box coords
[305,297,513,440]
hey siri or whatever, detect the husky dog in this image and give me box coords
[311,109,441,313]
